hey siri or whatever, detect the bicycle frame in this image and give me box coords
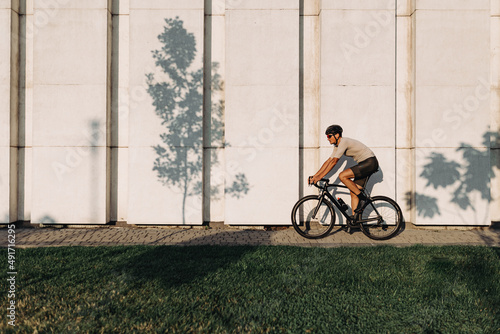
[312,180,382,226]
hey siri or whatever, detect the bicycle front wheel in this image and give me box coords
[359,196,402,240]
[291,195,336,239]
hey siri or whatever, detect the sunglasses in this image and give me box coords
[327,134,335,139]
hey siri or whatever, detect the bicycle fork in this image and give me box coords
[311,193,326,219]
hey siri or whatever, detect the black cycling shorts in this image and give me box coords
[351,157,379,187]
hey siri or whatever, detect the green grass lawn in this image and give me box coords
[2,245,499,333]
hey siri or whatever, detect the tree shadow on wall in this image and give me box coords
[146,17,249,224]
[406,131,499,224]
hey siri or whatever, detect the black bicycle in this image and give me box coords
[291,177,403,240]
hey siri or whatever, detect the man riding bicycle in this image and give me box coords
[308,125,379,215]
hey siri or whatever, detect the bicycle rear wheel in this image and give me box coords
[291,195,336,239]
[359,196,402,240]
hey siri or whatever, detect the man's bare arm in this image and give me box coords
[309,158,339,184]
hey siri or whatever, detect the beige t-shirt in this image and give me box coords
[330,137,375,163]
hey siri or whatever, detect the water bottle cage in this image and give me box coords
[337,198,349,212]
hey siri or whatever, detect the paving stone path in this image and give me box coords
[1,225,499,248]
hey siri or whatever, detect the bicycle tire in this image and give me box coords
[291,195,336,239]
[359,196,402,240]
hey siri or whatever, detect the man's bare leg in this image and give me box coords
[339,169,365,213]
[339,169,360,194]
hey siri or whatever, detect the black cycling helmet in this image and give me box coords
[325,125,343,136]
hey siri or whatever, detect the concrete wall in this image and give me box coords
[2,0,499,226]
[1,0,18,224]
[224,1,299,224]
[412,0,494,225]
[27,0,110,224]
[127,1,205,224]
